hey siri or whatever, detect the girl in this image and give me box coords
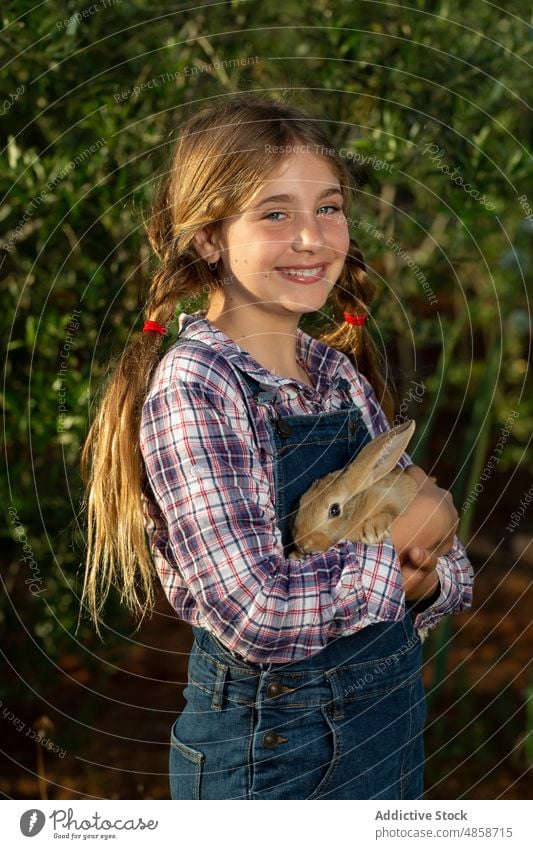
[81,94,474,800]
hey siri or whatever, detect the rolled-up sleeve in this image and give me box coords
[412,537,474,631]
[140,365,407,664]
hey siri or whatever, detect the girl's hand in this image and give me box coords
[400,546,440,603]
[390,465,459,562]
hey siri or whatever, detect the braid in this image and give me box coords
[80,191,201,631]
[145,253,183,325]
[321,236,396,424]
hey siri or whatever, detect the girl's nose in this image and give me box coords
[290,211,325,250]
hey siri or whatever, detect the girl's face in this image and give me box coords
[207,151,350,319]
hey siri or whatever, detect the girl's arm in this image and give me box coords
[361,376,474,625]
[141,350,410,665]
[392,464,459,560]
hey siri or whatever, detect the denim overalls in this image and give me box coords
[168,341,427,799]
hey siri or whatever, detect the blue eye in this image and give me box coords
[318,205,342,215]
[264,211,286,221]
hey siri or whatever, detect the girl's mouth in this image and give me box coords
[276,265,327,284]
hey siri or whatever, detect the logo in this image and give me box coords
[20,809,46,836]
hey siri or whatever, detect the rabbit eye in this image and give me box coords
[328,503,341,518]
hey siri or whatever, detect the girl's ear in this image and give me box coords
[192,226,221,264]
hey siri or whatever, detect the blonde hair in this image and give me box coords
[80,93,396,633]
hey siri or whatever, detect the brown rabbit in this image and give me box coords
[288,419,418,558]
[288,419,432,641]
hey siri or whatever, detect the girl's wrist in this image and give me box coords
[406,578,442,613]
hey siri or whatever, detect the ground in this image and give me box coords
[1,534,531,800]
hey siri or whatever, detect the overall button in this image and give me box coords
[262,731,289,748]
[266,680,291,698]
[274,418,293,437]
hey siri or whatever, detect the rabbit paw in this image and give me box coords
[288,548,306,560]
[359,516,392,545]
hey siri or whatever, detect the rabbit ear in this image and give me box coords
[343,419,416,496]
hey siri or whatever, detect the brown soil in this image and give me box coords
[1,535,531,800]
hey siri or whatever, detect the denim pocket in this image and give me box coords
[305,705,342,800]
[169,721,205,800]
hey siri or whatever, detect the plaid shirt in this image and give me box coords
[140,310,474,664]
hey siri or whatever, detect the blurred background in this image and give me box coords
[1,0,531,800]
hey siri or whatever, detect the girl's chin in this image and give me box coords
[277,300,326,314]
[277,285,333,307]
[281,295,331,312]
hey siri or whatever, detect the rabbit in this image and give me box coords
[287,419,432,641]
[288,419,418,556]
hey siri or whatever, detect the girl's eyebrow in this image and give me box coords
[251,186,343,208]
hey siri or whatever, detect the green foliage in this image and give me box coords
[1,0,531,715]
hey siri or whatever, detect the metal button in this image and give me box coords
[274,418,293,437]
[266,680,285,698]
[262,731,288,748]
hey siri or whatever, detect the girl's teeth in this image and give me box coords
[282,267,323,277]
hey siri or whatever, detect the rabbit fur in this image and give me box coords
[288,419,417,556]
[288,419,431,641]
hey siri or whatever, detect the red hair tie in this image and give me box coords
[343,312,367,326]
[142,320,167,336]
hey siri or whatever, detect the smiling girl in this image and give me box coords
[81,94,473,800]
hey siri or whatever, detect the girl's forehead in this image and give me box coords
[251,151,343,199]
